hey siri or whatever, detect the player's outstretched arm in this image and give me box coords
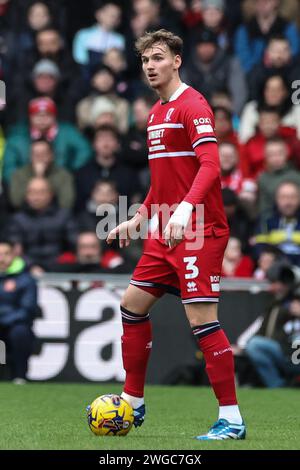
[106,212,146,248]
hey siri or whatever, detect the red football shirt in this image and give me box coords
[140,83,229,237]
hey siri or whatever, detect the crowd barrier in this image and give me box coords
[1,274,272,383]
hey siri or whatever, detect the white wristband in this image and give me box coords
[168,201,193,229]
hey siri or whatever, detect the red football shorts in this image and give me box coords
[130,234,229,304]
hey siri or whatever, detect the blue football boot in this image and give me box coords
[195,418,246,440]
[133,404,146,428]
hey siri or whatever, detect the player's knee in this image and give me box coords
[185,302,218,328]
[120,294,143,316]
[120,287,132,310]
[188,316,207,328]
[120,285,154,315]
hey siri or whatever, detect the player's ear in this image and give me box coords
[174,54,182,70]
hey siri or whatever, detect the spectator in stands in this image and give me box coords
[221,236,254,277]
[7,177,77,272]
[26,2,52,30]
[102,47,131,99]
[76,65,129,134]
[164,0,205,34]
[253,181,300,265]
[211,89,233,111]
[89,97,119,132]
[234,0,299,73]
[253,245,283,280]
[239,74,300,143]
[182,28,247,115]
[73,0,125,74]
[7,59,77,124]
[200,0,229,51]
[15,1,53,66]
[210,89,241,130]
[159,0,192,38]
[131,0,162,31]
[222,188,254,252]
[75,125,141,211]
[241,106,300,179]
[9,138,75,210]
[9,26,83,125]
[3,97,92,181]
[55,231,125,273]
[220,141,258,215]
[248,35,300,101]
[18,27,81,96]
[220,142,246,193]
[126,0,163,77]
[121,95,153,191]
[214,106,240,147]
[0,239,37,383]
[257,137,300,215]
[78,179,119,233]
[245,262,300,387]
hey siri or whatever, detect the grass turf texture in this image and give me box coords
[0,383,299,450]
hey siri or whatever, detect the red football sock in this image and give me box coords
[193,322,237,406]
[121,306,152,398]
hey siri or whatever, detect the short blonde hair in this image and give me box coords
[135,29,183,57]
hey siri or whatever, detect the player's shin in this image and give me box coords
[193,322,243,424]
[120,306,152,401]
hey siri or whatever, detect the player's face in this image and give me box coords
[141,43,181,90]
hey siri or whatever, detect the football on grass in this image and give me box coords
[86,394,134,436]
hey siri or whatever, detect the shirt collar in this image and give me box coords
[168,82,189,102]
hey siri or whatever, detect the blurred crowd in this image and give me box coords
[1,0,300,278]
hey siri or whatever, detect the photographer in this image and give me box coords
[245,261,300,387]
[0,239,37,383]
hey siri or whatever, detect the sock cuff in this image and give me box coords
[192,321,221,340]
[121,306,150,324]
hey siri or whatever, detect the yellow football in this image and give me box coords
[86,394,134,436]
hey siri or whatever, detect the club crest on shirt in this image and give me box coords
[164,107,175,122]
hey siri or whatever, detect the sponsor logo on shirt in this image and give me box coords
[149,129,165,140]
[193,117,212,125]
[196,124,214,134]
[210,275,220,292]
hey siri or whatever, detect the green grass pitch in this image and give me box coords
[0,383,300,450]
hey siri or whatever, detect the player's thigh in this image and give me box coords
[174,235,228,302]
[121,283,159,315]
[130,237,180,304]
[184,301,218,327]
[170,234,228,326]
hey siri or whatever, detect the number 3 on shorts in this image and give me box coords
[183,256,199,279]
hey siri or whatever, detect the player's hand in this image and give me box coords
[164,221,185,248]
[106,213,144,248]
[164,201,193,248]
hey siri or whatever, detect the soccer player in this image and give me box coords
[107,29,246,440]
